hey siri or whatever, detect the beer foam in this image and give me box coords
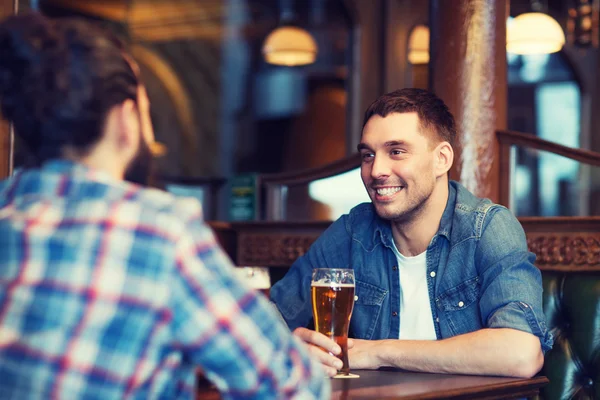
[311,283,355,288]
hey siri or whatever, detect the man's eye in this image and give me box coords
[391,149,404,156]
[361,152,374,161]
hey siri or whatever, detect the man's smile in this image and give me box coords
[373,186,404,200]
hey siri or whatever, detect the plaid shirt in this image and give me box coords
[0,160,329,399]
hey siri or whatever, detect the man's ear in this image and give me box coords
[434,141,454,177]
[115,99,140,151]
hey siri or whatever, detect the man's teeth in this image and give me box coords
[376,187,402,196]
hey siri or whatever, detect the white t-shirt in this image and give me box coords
[391,243,437,340]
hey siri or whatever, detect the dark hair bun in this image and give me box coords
[0,12,138,164]
[0,13,57,121]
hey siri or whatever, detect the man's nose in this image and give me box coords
[370,155,390,179]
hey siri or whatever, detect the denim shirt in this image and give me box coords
[270,181,553,353]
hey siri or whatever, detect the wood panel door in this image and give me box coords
[0,0,16,179]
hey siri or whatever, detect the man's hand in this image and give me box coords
[293,327,344,377]
[347,338,382,369]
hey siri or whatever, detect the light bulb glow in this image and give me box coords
[262,26,318,66]
[408,25,430,64]
[507,12,565,55]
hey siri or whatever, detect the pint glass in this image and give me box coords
[311,268,355,376]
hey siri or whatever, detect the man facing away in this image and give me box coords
[271,88,553,378]
[0,13,329,399]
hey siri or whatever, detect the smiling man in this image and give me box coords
[270,88,552,378]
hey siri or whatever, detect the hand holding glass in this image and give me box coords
[311,268,355,376]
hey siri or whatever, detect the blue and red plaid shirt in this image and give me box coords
[0,160,329,399]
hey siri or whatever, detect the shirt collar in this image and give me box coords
[437,181,457,240]
[373,213,394,248]
[43,159,116,184]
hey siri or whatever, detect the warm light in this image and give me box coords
[262,26,318,66]
[408,25,430,64]
[507,12,566,55]
[150,141,167,157]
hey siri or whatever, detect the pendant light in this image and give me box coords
[407,24,430,65]
[262,0,318,66]
[507,1,565,55]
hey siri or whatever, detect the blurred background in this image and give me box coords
[5,0,600,221]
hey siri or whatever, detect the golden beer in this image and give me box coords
[311,283,355,375]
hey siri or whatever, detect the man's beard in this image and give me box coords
[124,138,154,186]
[370,178,435,224]
[375,190,431,224]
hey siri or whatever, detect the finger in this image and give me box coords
[307,345,344,371]
[347,338,355,349]
[293,327,341,355]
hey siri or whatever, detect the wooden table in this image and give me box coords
[330,369,549,399]
[197,369,548,399]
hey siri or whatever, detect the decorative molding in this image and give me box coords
[526,234,600,271]
[231,225,600,271]
[237,233,318,267]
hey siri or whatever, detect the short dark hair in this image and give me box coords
[362,88,457,147]
[0,12,139,164]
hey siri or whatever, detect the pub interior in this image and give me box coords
[0,0,599,399]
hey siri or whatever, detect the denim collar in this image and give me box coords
[372,181,457,248]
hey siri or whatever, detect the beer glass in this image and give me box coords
[311,268,355,376]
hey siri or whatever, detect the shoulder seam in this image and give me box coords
[475,203,505,239]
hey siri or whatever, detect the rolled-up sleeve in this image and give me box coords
[475,207,553,353]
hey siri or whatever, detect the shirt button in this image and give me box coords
[354,295,359,301]
[392,311,398,317]
[458,301,464,308]
[430,271,436,278]
[392,265,398,271]
[435,317,440,323]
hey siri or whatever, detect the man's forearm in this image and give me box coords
[352,328,544,378]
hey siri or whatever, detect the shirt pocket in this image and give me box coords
[435,276,482,336]
[350,280,387,340]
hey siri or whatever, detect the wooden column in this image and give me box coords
[344,0,385,155]
[0,0,16,179]
[429,0,508,202]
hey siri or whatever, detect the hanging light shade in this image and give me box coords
[507,12,566,55]
[262,26,318,66]
[407,25,430,65]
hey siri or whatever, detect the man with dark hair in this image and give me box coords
[0,13,329,399]
[271,88,552,378]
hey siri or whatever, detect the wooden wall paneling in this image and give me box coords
[589,52,600,215]
[210,217,600,272]
[0,0,16,179]
[383,0,429,93]
[343,0,384,156]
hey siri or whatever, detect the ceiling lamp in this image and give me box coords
[408,25,430,64]
[262,26,318,66]
[507,12,566,54]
